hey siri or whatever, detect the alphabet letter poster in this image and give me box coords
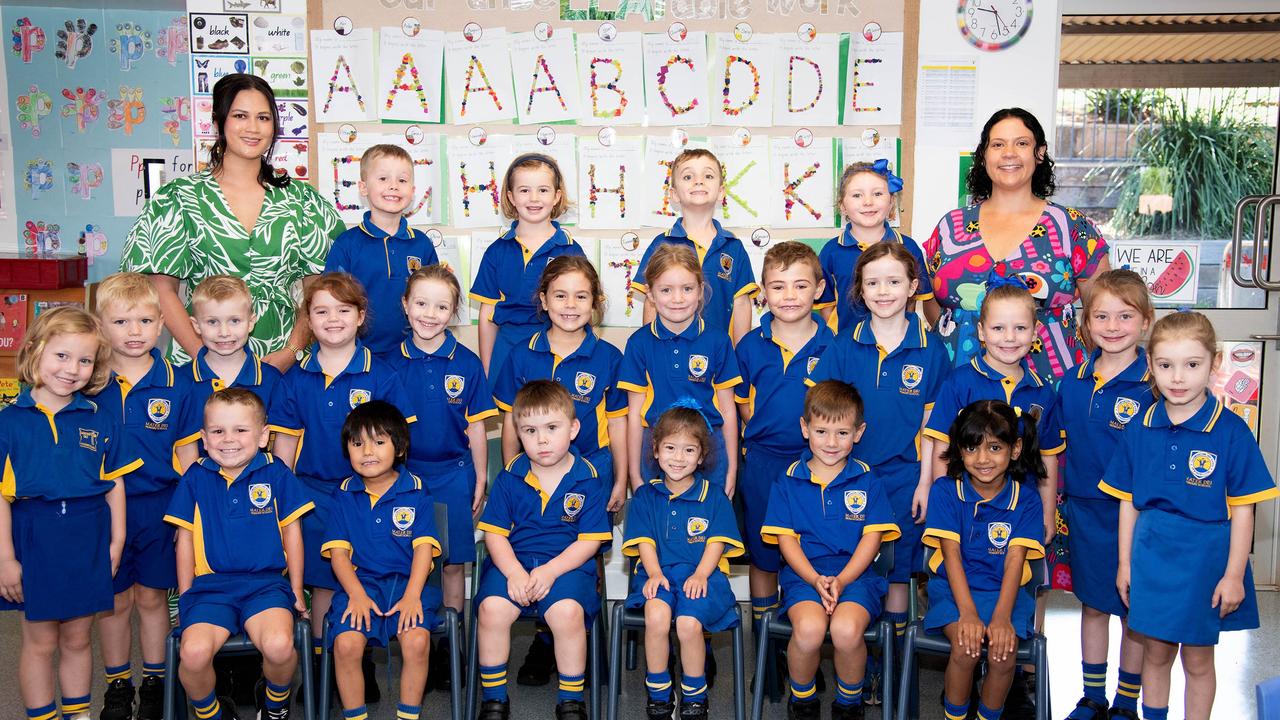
[509,28,581,125]
[844,31,903,126]
[773,34,840,127]
[444,27,516,124]
[447,134,513,229]
[378,28,445,123]
[770,136,834,229]
[710,33,776,128]
[311,28,375,123]
[577,136,643,230]
[576,32,645,126]
[642,32,709,127]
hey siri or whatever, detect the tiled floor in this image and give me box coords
[0,591,1273,718]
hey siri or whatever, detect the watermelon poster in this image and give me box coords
[1109,241,1199,306]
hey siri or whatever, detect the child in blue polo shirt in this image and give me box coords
[323,401,442,720]
[633,148,757,343]
[91,272,202,720]
[761,381,900,720]
[324,144,439,358]
[816,161,934,334]
[470,153,586,375]
[735,241,833,644]
[186,275,284,413]
[922,400,1046,720]
[1102,312,1278,720]
[1055,270,1155,720]
[270,272,416,670]
[620,244,742,492]
[166,388,312,720]
[474,381,613,720]
[621,405,745,720]
[0,307,142,720]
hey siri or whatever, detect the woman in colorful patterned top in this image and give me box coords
[923,108,1110,381]
[122,73,343,371]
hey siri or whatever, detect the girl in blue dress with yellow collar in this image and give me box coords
[922,400,1046,720]
[1101,312,1278,720]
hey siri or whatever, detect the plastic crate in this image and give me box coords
[0,254,88,290]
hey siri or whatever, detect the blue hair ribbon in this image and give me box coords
[871,158,904,194]
[985,269,1030,291]
[666,396,714,432]
[1119,263,1132,271]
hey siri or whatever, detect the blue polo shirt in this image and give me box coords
[1100,396,1279,523]
[621,477,744,573]
[922,474,1044,589]
[476,451,613,560]
[324,213,440,357]
[269,342,416,488]
[632,219,758,335]
[1056,349,1156,500]
[760,452,901,563]
[815,223,932,334]
[387,332,498,467]
[93,349,202,496]
[922,355,1064,454]
[735,314,833,456]
[320,468,442,578]
[618,318,742,429]
[187,347,284,420]
[0,389,143,501]
[492,328,628,456]
[163,453,313,576]
[807,315,951,467]
[469,221,586,329]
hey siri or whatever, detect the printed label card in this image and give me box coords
[509,29,581,125]
[643,32,709,127]
[743,237,770,327]
[252,56,307,98]
[190,13,248,55]
[192,96,215,137]
[709,33,776,127]
[311,28,376,123]
[576,32,645,127]
[600,234,653,327]
[770,136,834,229]
[275,99,308,139]
[191,55,249,95]
[317,131,382,223]
[577,136,643,230]
[378,28,445,123]
[639,133,710,228]
[447,135,514,229]
[404,135,444,226]
[844,31,903,126]
[270,138,309,180]
[510,133,579,226]
[710,134,771,229]
[773,33,840,127]
[250,14,305,56]
[444,27,516,124]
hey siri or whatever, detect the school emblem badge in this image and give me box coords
[807,357,820,374]
[1189,450,1217,480]
[393,506,416,531]
[78,428,99,451]
[687,517,708,536]
[718,253,733,279]
[563,492,585,519]
[445,375,465,399]
[406,255,423,272]
[987,522,1011,549]
[248,483,272,509]
[147,398,171,424]
[688,355,709,378]
[843,490,867,516]
[575,372,596,396]
[1113,397,1139,425]
[901,365,923,390]
[349,389,371,408]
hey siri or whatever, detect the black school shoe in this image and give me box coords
[100,678,134,720]
[646,697,676,720]
[1108,708,1141,720]
[787,698,821,720]
[476,699,510,720]
[1067,696,1110,720]
[555,700,589,720]
[136,675,165,720]
[831,700,866,720]
[1003,670,1037,720]
[516,635,555,686]
[679,700,708,719]
[219,696,243,720]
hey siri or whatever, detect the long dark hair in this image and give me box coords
[966,108,1054,202]
[208,73,289,189]
[942,400,1047,483]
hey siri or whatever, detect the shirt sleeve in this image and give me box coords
[1225,419,1280,506]
[921,480,962,573]
[491,352,519,412]
[377,368,418,424]
[862,473,901,541]
[617,334,650,394]
[903,236,935,301]
[172,375,205,449]
[602,345,630,417]
[322,234,351,274]
[420,235,441,268]
[1066,207,1109,280]
[412,490,443,557]
[711,335,743,391]
[463,359,499,423]
[921,339,951,408]
[576,477,612,543]
[728,240,758,298]
[706,489,744,557]
[759,476,794,545]
[630,238,662,292]
[288,181,343,278]
[274,464,314,527]
[320,491,353,558]
[120,179,195,279]
[734,340,755,403]
[101,416,144,481]
[805,343,842,388]
[163,472,198,530]
[814,241,837,309]
[1098,427,1137,502]
[477,473,514,536]
[923,378,963,442]
[1010,485,1045,560]
[620,485,656,556]
[469,243,503,305]
[267,370,303,435]
[1035,388,1066,455]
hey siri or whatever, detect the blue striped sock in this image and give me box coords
[751,594,778,635]
[141,661,165,679]
[835,676,863,706]
[646,670,672,701]
[264,679,290,710]
[789,676,817,704]
[681,674,707,703]
[60,695,90,719]
[104,662,132,685]
[886,610,909,639]
[190,691,222,720]
[480,663,508,702]
[26,703,57,720]
[558,672,586,702]
[1114,669,1141,712]
[1082,661,1108,704]
[396,704,421,720]
[977,701,1003,720]
[341,707,368,720]
[1141,705,1168,720]
[944,699,969,720]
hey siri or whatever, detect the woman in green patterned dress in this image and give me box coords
[122,74,342,371]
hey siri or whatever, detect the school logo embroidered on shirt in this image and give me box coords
[575,372,596,396]
[987,522,1011,550]
[147,398,171,424]
[393,506,416,534]
[78,428,99,451]
[843,490,867,518]
[807,357,820,374]
[445,375,465,400]
[406,256,423,272]
[718,253,733,279]
[687,516,708,537]
[349,389,372,408]
[688,355,709,379]
[901,365,923,390]
[563,492,585,519]
[1189,450,1217,481]
[1113,397,1139,425]
[248,483,272,509]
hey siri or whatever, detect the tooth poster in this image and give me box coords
[444,27,516,124]
[510,133,579,226]
[251,56,306,98]
[773,33,840,127]
[639,133,710,228]
[447,134,514,229]
[710,134,771,229]
[316,131,380,224]
[575,32,644,127]
[770,136,835,229]
[844,31,903,126]
[577,136,643,230]
[311,28,375,122]
[709,33,776,128]
[189,13,249,55]
[642,32,709,127]
[509,29,581,125]
[599,234,652,327]
[248,14,305,56]
[404,135,444,226]
[378,28,445,123]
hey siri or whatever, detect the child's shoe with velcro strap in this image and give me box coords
[477,699,510,720]
[831,701,866,720]
[136,675,164,720]
[555,699,589,720]
[646,697,675,720]
[99,678,134,720]
[679,700,708,719]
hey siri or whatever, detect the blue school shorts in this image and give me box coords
[642,427,728,489]
[738,446,794,573]
[923,576,1035,639]
[624,562,739,633]
[0,496,113,622]
[114,487,178,594]
[473,556,600,627]
[416,456,477,565]
[1061,496,1126,617]
[779,556,887,620]
[328,573,443,648]
[879,460,925,585]
[299,479,340,590]
[178,571,295,635]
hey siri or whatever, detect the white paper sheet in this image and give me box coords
[378,28,445,123]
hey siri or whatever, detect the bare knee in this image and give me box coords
[398,628,430,661]
[334,632,367,662]
[675,616,703,645]
[1145,640,1178,668]
[478,598,517,628]
[1180,647,1214,678]
[829,622,866,652]
[986,651,1016,676]
[644,602,672,630]
[790,618,827,653]
[180,637,218,670]
[135,588,167,614]
[257,629,295,666]
[544,601,585,632]
[59,624,92,654]
[948,646,979,673]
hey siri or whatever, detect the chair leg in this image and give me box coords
[318,618,332,720]
[732,608,746,720]
[880,621,895,720]
[297,619,315,720]
[164,630,184,720]
[466,607,480,720]
[1035,635,1050,720]
[591,612,604,720]
[751,611,770,720]
[446,609,463,720]
[895,624,917,720]
[625,629,638,672]
[607,603,625,720]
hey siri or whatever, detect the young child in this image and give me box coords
[166,388,311,720]
[922,400,1046,720]
[816,161,934,334]
[270,272,415,668]
[620,244,742,492]
[324,144,439,357]
[1055,270,1155,720]
[92,273,203,720]
[734,241,834,644]
[760,381,900,720]
[0,307,140,720]
[632,148,757,343]
[807,243,952,700]
[389,263,495,689]
[323,401,442,720]
[1102,312,1278,720]
[621,404,744,720]
[470,153,586,375]
[474,381,612,720]
[187,274,285,412]
[494,256,628,511]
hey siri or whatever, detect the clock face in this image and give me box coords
[957,0,1033,51]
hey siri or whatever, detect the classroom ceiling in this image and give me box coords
[1061,13,1280,64]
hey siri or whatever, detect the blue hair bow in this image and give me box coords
[871,158,904,194]
[985,270,1030,291]
[667,396,714,432]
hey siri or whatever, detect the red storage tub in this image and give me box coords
[0,253,88,290]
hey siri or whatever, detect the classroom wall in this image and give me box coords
[0,44,18,247]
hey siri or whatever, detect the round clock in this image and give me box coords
[957,0,1032,51]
